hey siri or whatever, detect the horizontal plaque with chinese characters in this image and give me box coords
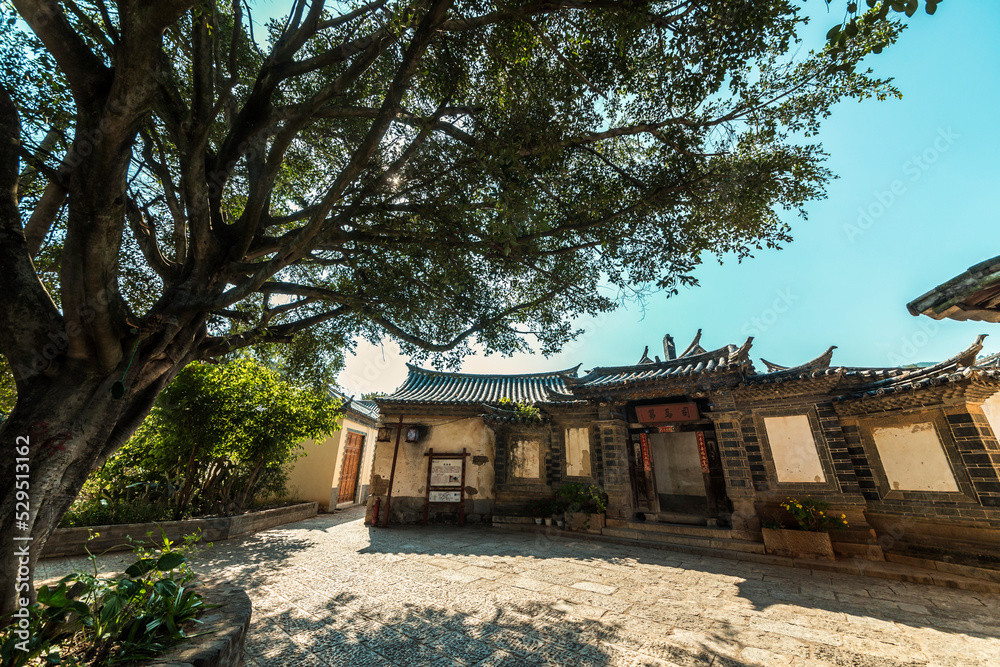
[636,403,699,424]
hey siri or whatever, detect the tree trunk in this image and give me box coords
[0,338,199,620]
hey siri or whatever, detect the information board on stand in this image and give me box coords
[423,448,469,526]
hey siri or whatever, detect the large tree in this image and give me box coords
[0,0,902,615]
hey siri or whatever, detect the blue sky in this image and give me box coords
[258,2,999,395]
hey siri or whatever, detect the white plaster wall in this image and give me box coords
[370,415,495,501]
[510,439,540,478]
[982,392,1000,441]
[565,427,592,477]
[287,415,379,509]
[872,422,959,492]
[649,432,704,496]
[763,415,826,483]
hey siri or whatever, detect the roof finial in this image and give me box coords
[637,345,654,365]
[663,334,676,360]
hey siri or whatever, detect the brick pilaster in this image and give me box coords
[707,410,756,530]
[595,415,633,521]
[947,406,1000,507]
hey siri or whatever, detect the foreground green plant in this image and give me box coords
[0,530,211,666]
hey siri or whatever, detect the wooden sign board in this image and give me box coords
[423,448,468,526]
[636,403,699,424]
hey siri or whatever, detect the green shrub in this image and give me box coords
[556,483,608,514]
[0,530,211,666]
[89,357,341,521]
[60,496,171,528]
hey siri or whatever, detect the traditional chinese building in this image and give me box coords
[287,392,379,511]
[369,332,1000,568]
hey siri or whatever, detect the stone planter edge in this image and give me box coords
[565,511,606,534]
[762,527,836,560]
[42,502,319,559]
[142,579,252,667]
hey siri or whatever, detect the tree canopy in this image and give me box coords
[0,0,910,617]
[1,0,904,382]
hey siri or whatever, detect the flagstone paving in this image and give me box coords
[39,507,1000,666]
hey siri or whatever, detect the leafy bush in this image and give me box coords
[87,357,341,520]
[556,483,608,514]
[60,495,170,529]
[497,397,541,421]
[779,496,849,532]
[0,530,211,666]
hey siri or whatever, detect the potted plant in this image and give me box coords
[761,496,849,560]
[526,498,552,525]
[556,483,608,534]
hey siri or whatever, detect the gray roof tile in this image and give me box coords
[569,339,754,391]
[380,364,581,405]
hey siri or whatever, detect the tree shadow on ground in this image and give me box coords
[357,522,1000,666]
[190,529,317,580]
[241,587,754,667]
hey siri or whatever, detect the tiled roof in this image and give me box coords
[978,351,1000,368]
[327,388,380,423]
[568,339,754,392]
[908,255,1000,323]
[379,364,581,405]
[839,335,996,399]
[760,346,837,374]
[346,398,380,421]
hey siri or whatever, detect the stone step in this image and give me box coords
[620,520,761,542]
[601,527,766,554]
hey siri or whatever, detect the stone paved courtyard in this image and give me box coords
[39,507,1000,666]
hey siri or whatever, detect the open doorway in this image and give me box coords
[647,431,708,516]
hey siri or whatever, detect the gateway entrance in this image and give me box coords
[628,400,730,524]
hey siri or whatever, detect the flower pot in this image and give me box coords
[544,517,552,526]
[564,511,606,534]
[762,527,835,560]
[555,520,564,528]
[534,518,543,525]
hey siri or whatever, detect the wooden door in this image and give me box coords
[337,432,364,504]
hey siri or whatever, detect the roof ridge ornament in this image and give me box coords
[678,329,706,358]
[637,345,654,365]
[760,345,837,374]
[728,337,754,364]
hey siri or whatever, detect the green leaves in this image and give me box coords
[124,558,157,578]
[156,553,186,572]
